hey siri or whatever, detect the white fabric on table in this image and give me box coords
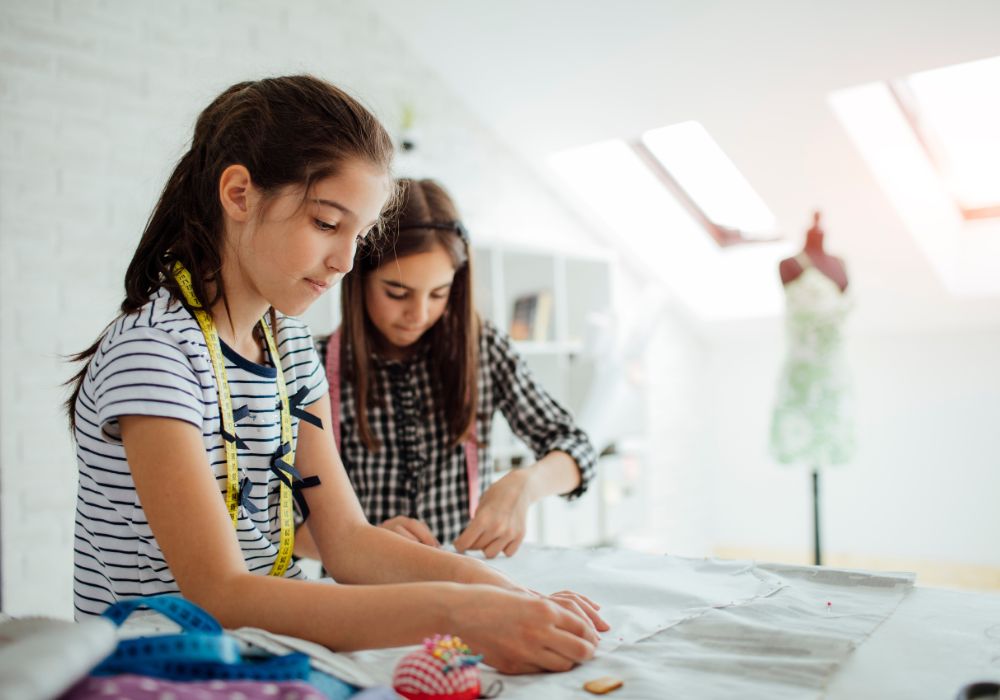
[114,545,919,698]
[479,546,789,652]
[344,546,914,699]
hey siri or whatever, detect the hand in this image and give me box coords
[541,590,610,633]
[378,516,440,547]
[452,585,599,674]
[453,469,532,558]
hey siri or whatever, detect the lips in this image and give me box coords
[305,278,333,296]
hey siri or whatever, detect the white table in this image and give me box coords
[344,546,1000,699]
[827,585,1000,698]
[115,545,1000,699]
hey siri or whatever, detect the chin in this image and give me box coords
[389,335,420,348]
[272,297,313,318]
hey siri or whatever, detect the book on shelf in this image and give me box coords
[509,289,552,342]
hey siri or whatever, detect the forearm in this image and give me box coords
[196,571,469,651]
[326,521,519,589]
[294,523,321,560]
[523,450,582,501]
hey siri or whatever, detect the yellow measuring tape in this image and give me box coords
[173,262,294,577]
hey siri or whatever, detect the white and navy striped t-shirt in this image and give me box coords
[73,287,328,619]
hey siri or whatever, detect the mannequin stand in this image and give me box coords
[812,468,822,566]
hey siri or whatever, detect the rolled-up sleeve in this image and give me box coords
[485,322,596,499]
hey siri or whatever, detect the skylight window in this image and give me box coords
[639,121,778,245]
[890,55,1000,219]
[546,139,709,265]
[547,139,787,320]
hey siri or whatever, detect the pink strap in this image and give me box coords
[324,329,343,451]
[323,330,479,518]
[463,440,479,518]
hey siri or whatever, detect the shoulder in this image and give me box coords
[479,316,517,358]
[478,316,528,382]
[273,314,328,394]
[95,289,205,365]
[274,313,319,354]
[779,255,803,274]
[778,255,805,285]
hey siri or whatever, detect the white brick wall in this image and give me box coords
[0,0,604,616]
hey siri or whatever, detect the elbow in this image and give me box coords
[174,570,250,627]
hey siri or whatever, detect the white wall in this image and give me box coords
[704,319,1000,569]
[0,0,604,616]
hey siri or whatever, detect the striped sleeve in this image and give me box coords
[484,321,597,499]
[277,316,329,408]
[90,322,206,442]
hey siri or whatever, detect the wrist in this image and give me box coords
[524,451,580,500]
[518,462,547,503]
[452,556,521,591]
[436,582,469,633]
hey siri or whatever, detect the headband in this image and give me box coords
[397,220,470,243]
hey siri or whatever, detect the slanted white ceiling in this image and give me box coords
[364,0,1000,331]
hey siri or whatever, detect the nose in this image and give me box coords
[406,295,430,325]
[325,232,358,275]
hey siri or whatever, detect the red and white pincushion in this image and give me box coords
[392,635,482,700]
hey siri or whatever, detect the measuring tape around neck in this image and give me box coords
[172,261,294,577]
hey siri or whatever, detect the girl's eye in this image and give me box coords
[314,218,338,231]
[386,290,407,300]
[431,292,449,301]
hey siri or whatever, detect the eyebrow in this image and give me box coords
[312,198,378,230]
[381,279,453,293]
[312,198,352,215]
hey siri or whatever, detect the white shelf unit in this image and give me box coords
[472,243,624,547]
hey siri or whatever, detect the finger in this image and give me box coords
[453,519,485,553]
[482,535,508,560]
[456,521,496,553]
[571,599,609,632]
[550,592,609,631]
[552,590,601,610]
[390,524,420,543]
[492,660,544,676]
[502,534,524,558]
[550,601,600,644]
[531,648,578,673]
[541,628,597,667]
[402,519,441,547]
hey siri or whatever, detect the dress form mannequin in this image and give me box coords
[771,211,854,566]
[778,212,848,292]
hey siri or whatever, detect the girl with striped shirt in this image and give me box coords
[67,75,607,674]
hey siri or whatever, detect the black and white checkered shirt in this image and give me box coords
[318,320,596,544]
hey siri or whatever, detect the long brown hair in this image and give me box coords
[66,75,396,427]
[340,178,479,450]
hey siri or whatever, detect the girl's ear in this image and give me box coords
[219,164,253,223]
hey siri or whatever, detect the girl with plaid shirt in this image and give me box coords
[306,179,597,558]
